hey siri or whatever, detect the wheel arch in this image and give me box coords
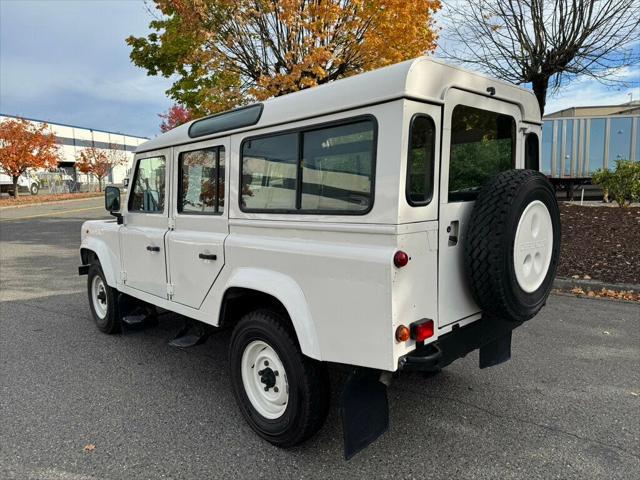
[219,268,321,361]
[80,243,119,288]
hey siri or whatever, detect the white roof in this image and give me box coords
[138,56,540,153]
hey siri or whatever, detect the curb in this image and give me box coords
[0,194,103,211]
[553,277,640,293]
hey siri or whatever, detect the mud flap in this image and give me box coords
[479,330,512,369]
[341,368,389,460]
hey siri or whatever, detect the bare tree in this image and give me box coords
[440,0,640,114]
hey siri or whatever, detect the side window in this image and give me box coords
[448,105,515,202]
[406,115,436,206]
[241,117,376,213]
[129,156,166,213]
[301,120,374,212]
[178,146,225,214]
[525,133,540,171]
[241,133,298,210]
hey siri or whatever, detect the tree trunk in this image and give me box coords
[11,176,19,199]
[98,178,103,192]
[531,76,549,116]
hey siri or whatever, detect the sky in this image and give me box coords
[0,0,638,139]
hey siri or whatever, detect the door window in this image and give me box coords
[129,156,166,212]
[525,133,540,171]
[406,114,436,206]
[448,105,515,201]
[178,147,225,214]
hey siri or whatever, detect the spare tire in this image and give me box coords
[464,169,560,323]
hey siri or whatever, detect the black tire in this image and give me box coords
[29,182,39,195]
[229,309,330,447]
[87,262,120,334]
[464,169,561,323]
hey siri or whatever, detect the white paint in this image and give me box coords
[241,340,289,419]
[513,200,553,293]
[81,57,542,371]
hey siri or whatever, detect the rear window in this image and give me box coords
[406,115,436,206]
[448,105,515,202]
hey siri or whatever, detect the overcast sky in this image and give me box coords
[1,0,638,139]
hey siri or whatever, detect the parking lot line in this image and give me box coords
[0,205,104,222]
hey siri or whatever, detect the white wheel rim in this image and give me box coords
[240,340,289,419]
[91,275,108,319]
[514,200,553,293]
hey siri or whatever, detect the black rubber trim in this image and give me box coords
[399,315,522,371]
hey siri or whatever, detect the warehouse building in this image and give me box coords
[541,101,640,179]
[0,113,148,187]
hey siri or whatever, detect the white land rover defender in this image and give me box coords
[79,57,560,458]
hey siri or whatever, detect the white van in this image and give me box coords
[79,57,559,458]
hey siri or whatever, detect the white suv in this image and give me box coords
[79,57,560,458]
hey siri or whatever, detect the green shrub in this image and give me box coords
[592,160,640,207]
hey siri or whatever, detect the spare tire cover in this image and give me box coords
[464,169,561,322]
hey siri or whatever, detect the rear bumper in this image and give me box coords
[399,315,522,371]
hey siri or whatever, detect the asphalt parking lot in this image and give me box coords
[1,198,638,479]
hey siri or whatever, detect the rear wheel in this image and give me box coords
[229,309,329,447]
[87,263,120,334]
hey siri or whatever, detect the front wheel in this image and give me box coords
[229,309,329,447]
[87,263,120,334]
[29,182,39,195]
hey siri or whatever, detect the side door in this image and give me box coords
[165,139,229,308]
[438,89,522,327]
[120,151,170,299]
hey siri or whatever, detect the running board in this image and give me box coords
[168,319,211,348]
[118,294,157,333]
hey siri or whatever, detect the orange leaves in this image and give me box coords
[0,117,60,179]
[567,287,640,302]
[76,145,127,190]
[136,1,441,113]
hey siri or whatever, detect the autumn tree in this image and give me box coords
[76,145,127,192]
[159,104,193,132]
[440,0,640,115]
[128,0,441,115]
[0,117,59,198]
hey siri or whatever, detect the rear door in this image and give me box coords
[438,89,522,327]
[165,139,229,308]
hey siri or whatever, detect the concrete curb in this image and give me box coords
[0,194,103,211]
[554,277,640,293]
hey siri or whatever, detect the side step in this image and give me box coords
[118,294,157,333]
[168,319,212,348]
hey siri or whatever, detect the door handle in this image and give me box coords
[199,253,217,261]
[447,221,459,246]
[146,245,160,252]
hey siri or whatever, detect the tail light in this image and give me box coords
[393,250,409,268]
[410,319,434,342]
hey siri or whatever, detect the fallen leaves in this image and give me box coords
[567,287,640,302]
[0,192,102,207]
[83,444,96,454]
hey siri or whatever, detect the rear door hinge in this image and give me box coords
[168,217,175,230]
[120,271,127,284]
[167,283,174,299]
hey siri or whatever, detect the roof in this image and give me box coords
[0,113,149,140]
[138,56,541,153]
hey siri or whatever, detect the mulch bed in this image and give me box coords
[558,204,640,285]
[0,191,102,208]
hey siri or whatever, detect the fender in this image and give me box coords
[223,267,322,361]
[80,220,121,287]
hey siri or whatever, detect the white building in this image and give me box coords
[0,113,148,186]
